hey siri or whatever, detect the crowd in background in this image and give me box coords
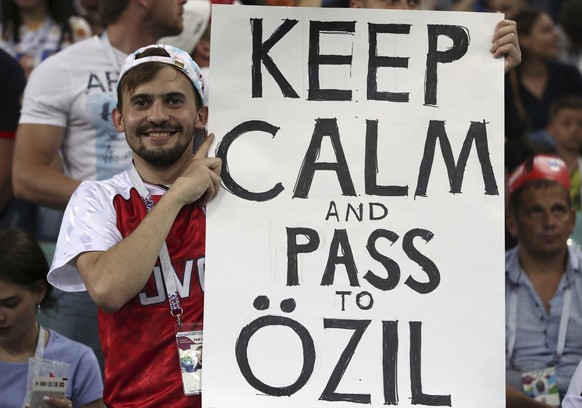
[0,0,582,407]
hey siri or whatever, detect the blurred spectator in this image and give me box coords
[485,0,526,18]
[0,0,92,79]
[0,228,103,408]
[504,8,582,171]
[161,0,210,58]
[547,96,582,210]
[0,48,25,217]
[192,22,211,103]
[557,0,582,73]
[478,0,563,19]
[529,0,564,21]
[0,48,37,232]
[422,0,478,11]
[506,154,582,407]
[76,0,105,36]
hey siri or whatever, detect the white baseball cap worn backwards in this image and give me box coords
[117,44,205,106]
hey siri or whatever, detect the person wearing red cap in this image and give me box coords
[48,44,221,407]
[505,154,582,407]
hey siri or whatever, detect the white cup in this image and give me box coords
[23,358,70,408]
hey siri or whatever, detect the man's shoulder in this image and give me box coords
[504,247,521,283]
[567,246,582,273]
[47,329,94,357]
[52,35,102,58]
[32,36,103,72]
[74,171,133,202]
[505,247,519,266]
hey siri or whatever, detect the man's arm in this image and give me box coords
[0,138,14,213]
[75,136,221,313]
[492,19,521,73]
[506,385,555,408]
[12,123,81,209]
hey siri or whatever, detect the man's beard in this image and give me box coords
[131,123,192,166]
[134,141,190,167]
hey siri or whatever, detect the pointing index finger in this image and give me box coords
[193,133,216,159]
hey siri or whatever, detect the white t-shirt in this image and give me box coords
[19,34,132,181]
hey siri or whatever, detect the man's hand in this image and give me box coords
[492,19,521,73]
[168,133,222,208]
[76,133,222,313]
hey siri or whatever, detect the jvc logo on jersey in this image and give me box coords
[139,257,205,306]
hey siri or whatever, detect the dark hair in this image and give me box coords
[512,8,552,61]
[0,228,56,309]
[514,8,547,37]
[98,0,130,25]
[508,179,571,215]
[1,0,76,46]
[560,0,582,47]
[117,46,202,112]
[549,95,582,121]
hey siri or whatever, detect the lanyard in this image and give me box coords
[128,164,184,326]
[34,324,46,360]
[507,271,573,366]
[21,326,47,408]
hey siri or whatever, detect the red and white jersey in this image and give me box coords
[49,170,205,408]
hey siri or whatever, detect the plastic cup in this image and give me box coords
[23,358,70,408]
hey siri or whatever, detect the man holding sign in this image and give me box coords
[48,45,221,407]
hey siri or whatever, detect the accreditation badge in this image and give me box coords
[176,323,203,395]
[521,367,560,407]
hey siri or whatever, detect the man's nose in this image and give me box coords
[542,210,559,226]
[148,100,169,123]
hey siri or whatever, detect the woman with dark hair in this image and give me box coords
[0,228,103,408]
[0,0,91,78]
[504,7,582,171]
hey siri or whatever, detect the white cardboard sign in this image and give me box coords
[205,5,505,407]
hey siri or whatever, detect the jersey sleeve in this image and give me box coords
[48,180,122,291]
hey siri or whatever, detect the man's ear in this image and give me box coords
[349,0,365,7]
[112,108,124,132]
[195,106,208,129]
[506,213,519,239]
